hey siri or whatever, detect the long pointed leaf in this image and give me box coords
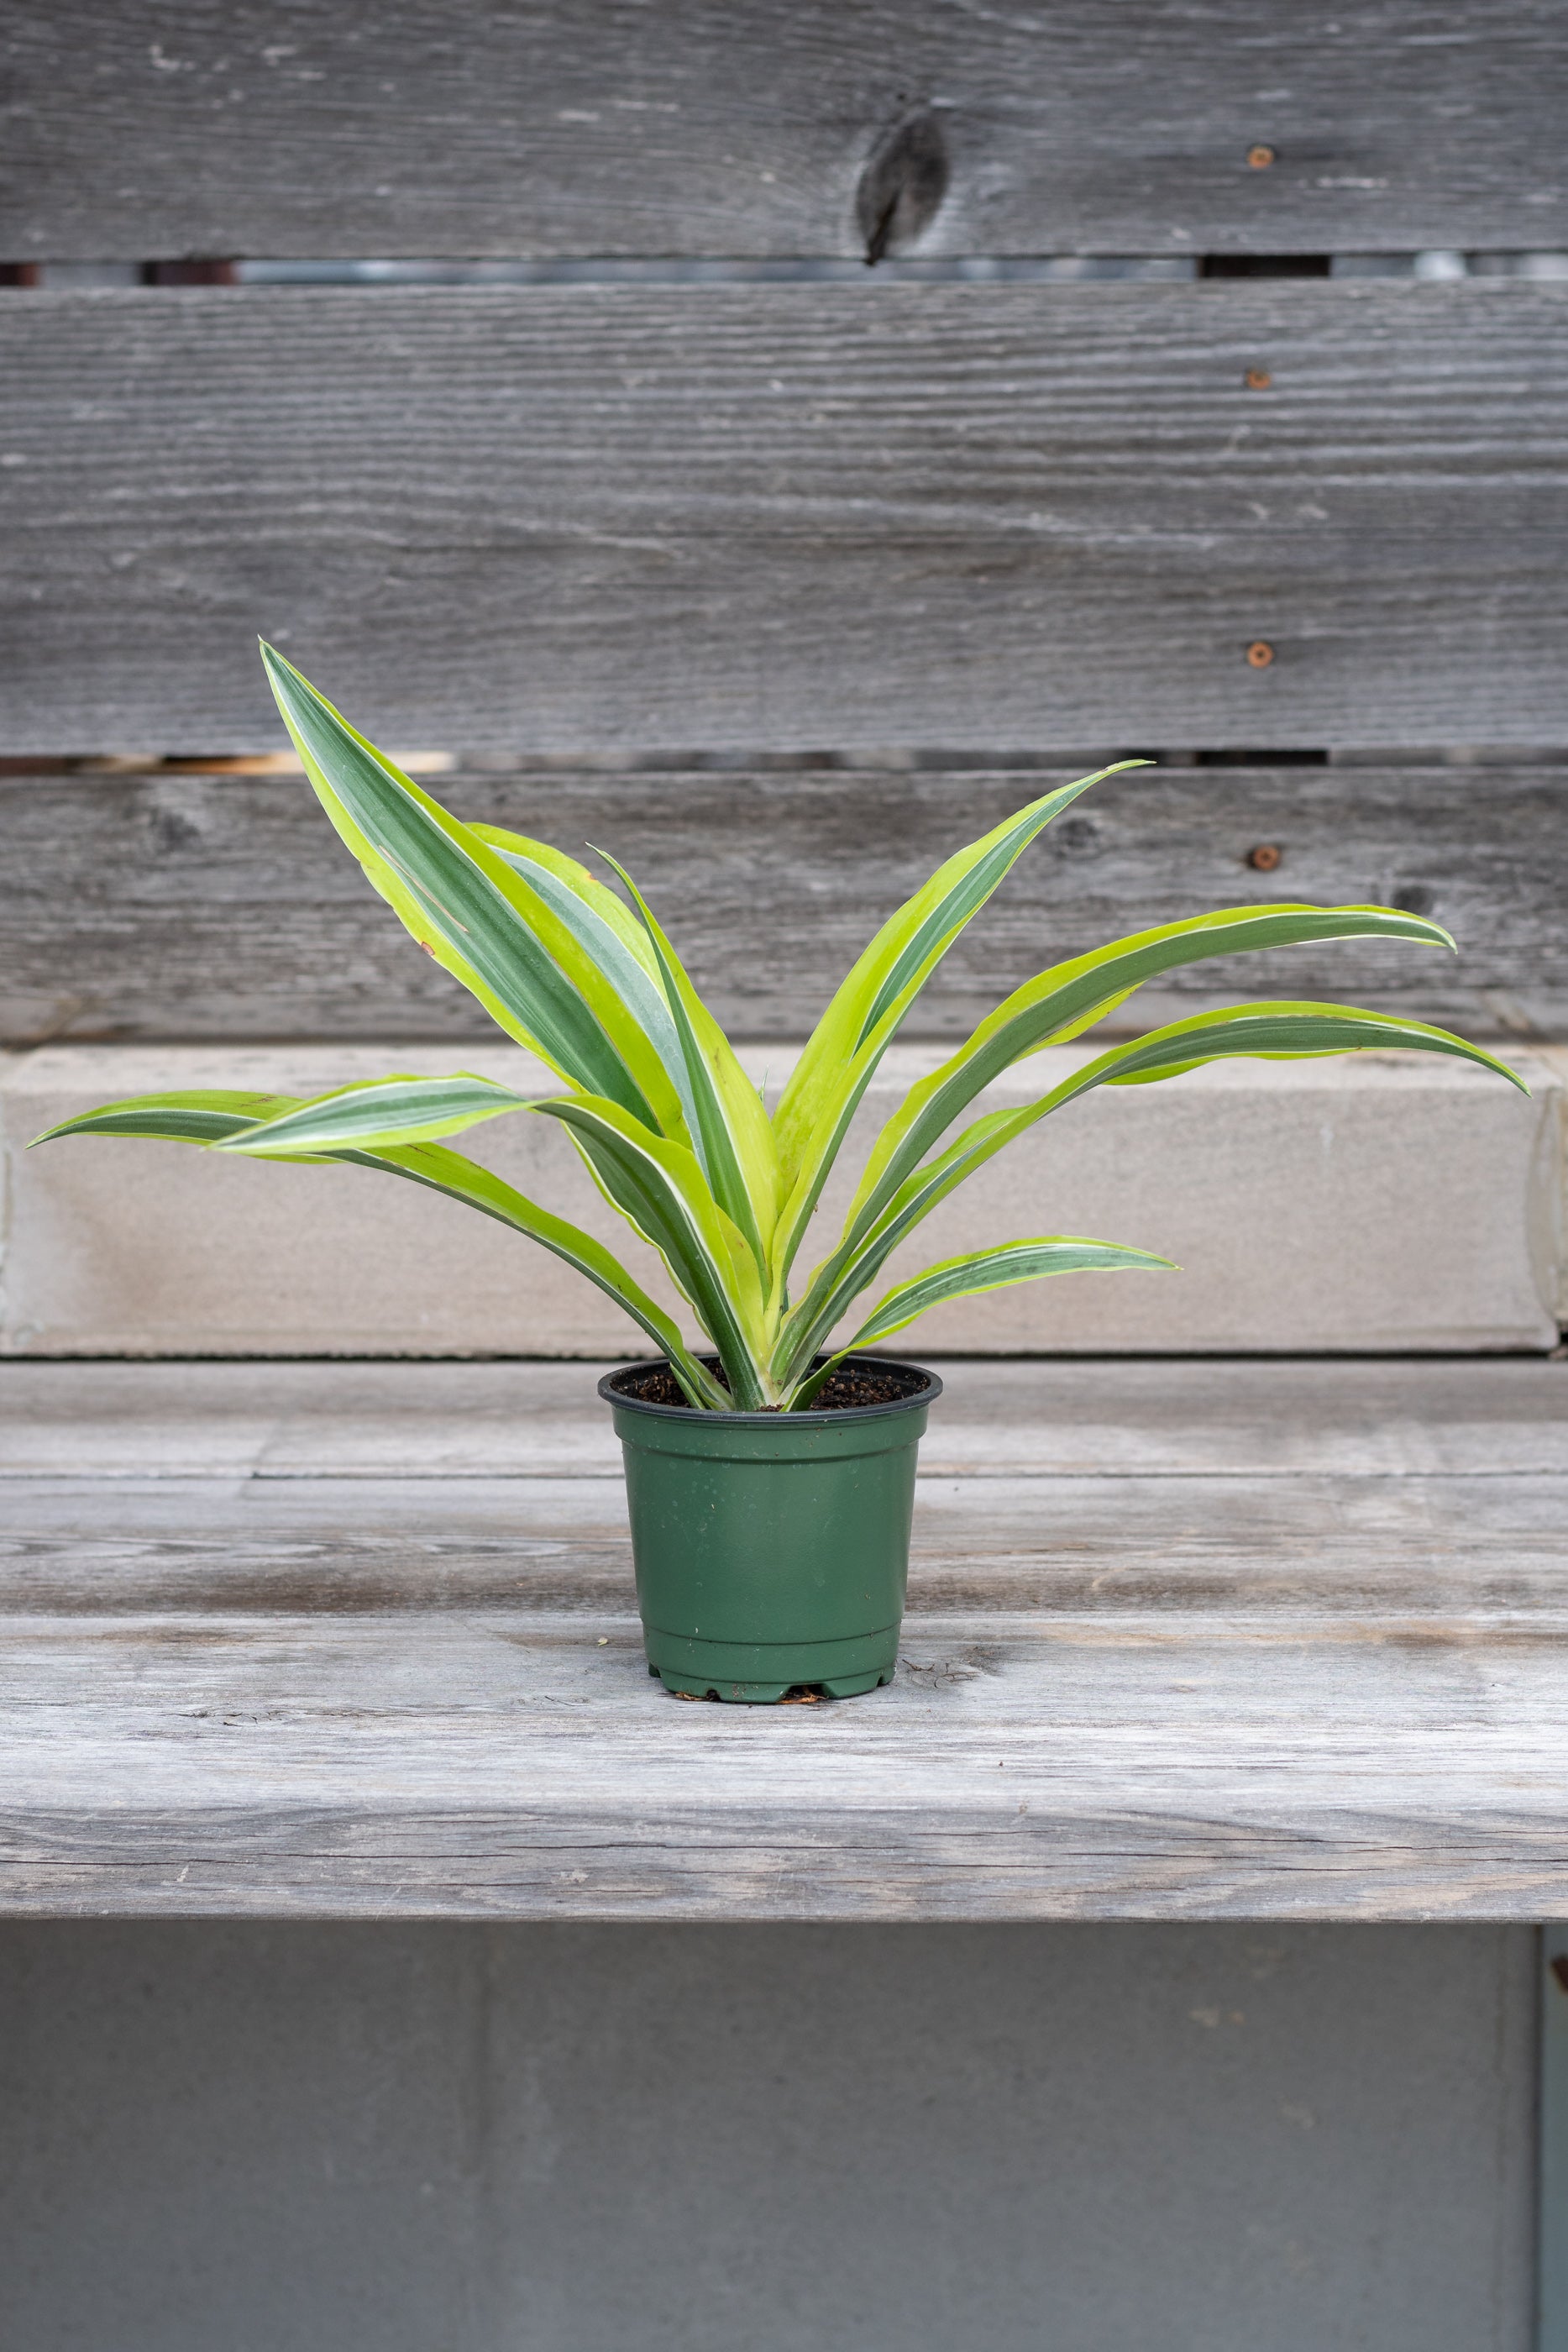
[536,1095,769,1406]
[212,1073,535,1157]
[593,848,779,1273]
[849,1236,1176,1346]
[786,1236,1173,1406]
[469,825,702,1142]
[343,1139,731,1407]
[777,1002,1526,1381]
[843,902,1460,1252]
[768,764,1145,1279]
[260,647,684,1133]
[32,1089,312,1148]
[31,1087,726,1406]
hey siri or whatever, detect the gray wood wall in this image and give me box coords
[4,762,1562,1044]
[1,0,1563,1072]
[4,2,1564,258]
[3,281,1565,753]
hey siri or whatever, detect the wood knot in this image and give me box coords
[1052,816,1101,860]
[857,108,950,264]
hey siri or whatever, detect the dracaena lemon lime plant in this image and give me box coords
[37,648,1524,1410]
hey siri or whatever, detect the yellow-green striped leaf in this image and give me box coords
[843,902,1461,1252]
[786,1236,1173,1405]
[213,1074,534,1158]
[593,849,779,1274]
[31,1084,727,1407]
[343,1139,731,1408]
[777,1002,1525,1382]
[31,1089,309,1149]
[537,1094,769,1407]
[768,764,1144,1279]
[260,648,684,1134]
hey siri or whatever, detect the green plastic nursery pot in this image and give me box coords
[599,1357,941,1704]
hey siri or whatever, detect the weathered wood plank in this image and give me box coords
[3,1360,1565,1918]
[3,284,1565,752]
[6,1609,1568,1918]
[3,3,1563,260]
[6,1469,1568,1615]
[5,1044,1559,1356]
[3,763,1564,1044]
[6,1358,1565,1482]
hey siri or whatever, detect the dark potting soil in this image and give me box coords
[610,1361,930,1412]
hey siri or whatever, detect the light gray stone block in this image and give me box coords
[2,1042,1559,1356]
[0,1921,1534,2352]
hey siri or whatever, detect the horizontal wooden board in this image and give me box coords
[9,1467,1568,1621]
[8,1357,1565,1485]
[13,1609,1568,1921]
[2,762,1563,1043]
[3,282,1565,753]
[3,1358,1567,1918]
[2,3,1564,260]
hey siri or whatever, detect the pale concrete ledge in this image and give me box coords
[2,1042,1561,1357]
[3,1356,1566,1919]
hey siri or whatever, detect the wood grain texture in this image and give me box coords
[10,1614,1568,1920]
[3,1358,1567,1919]
[8,1469,1568,1618]
[2,282,1565,752]
[3,763,1563,1044]
[8,1357,1565,1482]
[3,2,1564,260]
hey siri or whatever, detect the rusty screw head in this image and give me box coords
[1246,640,1275,668]
[1244,367,1272,390]
[1246,843,1282,872]
[1247,144,1277,169]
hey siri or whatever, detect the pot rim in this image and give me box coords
[598,1352,941,1425]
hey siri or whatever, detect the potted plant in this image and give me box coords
[37,648,1523,1700]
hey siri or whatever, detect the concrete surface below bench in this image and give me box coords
[0,1916,1536,2352]
[2,1357,1565,1921]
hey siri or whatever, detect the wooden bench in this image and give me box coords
[4,1353,1567,1919]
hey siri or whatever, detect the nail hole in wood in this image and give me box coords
[857,109,950,264]
[1246,641,1276,668]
